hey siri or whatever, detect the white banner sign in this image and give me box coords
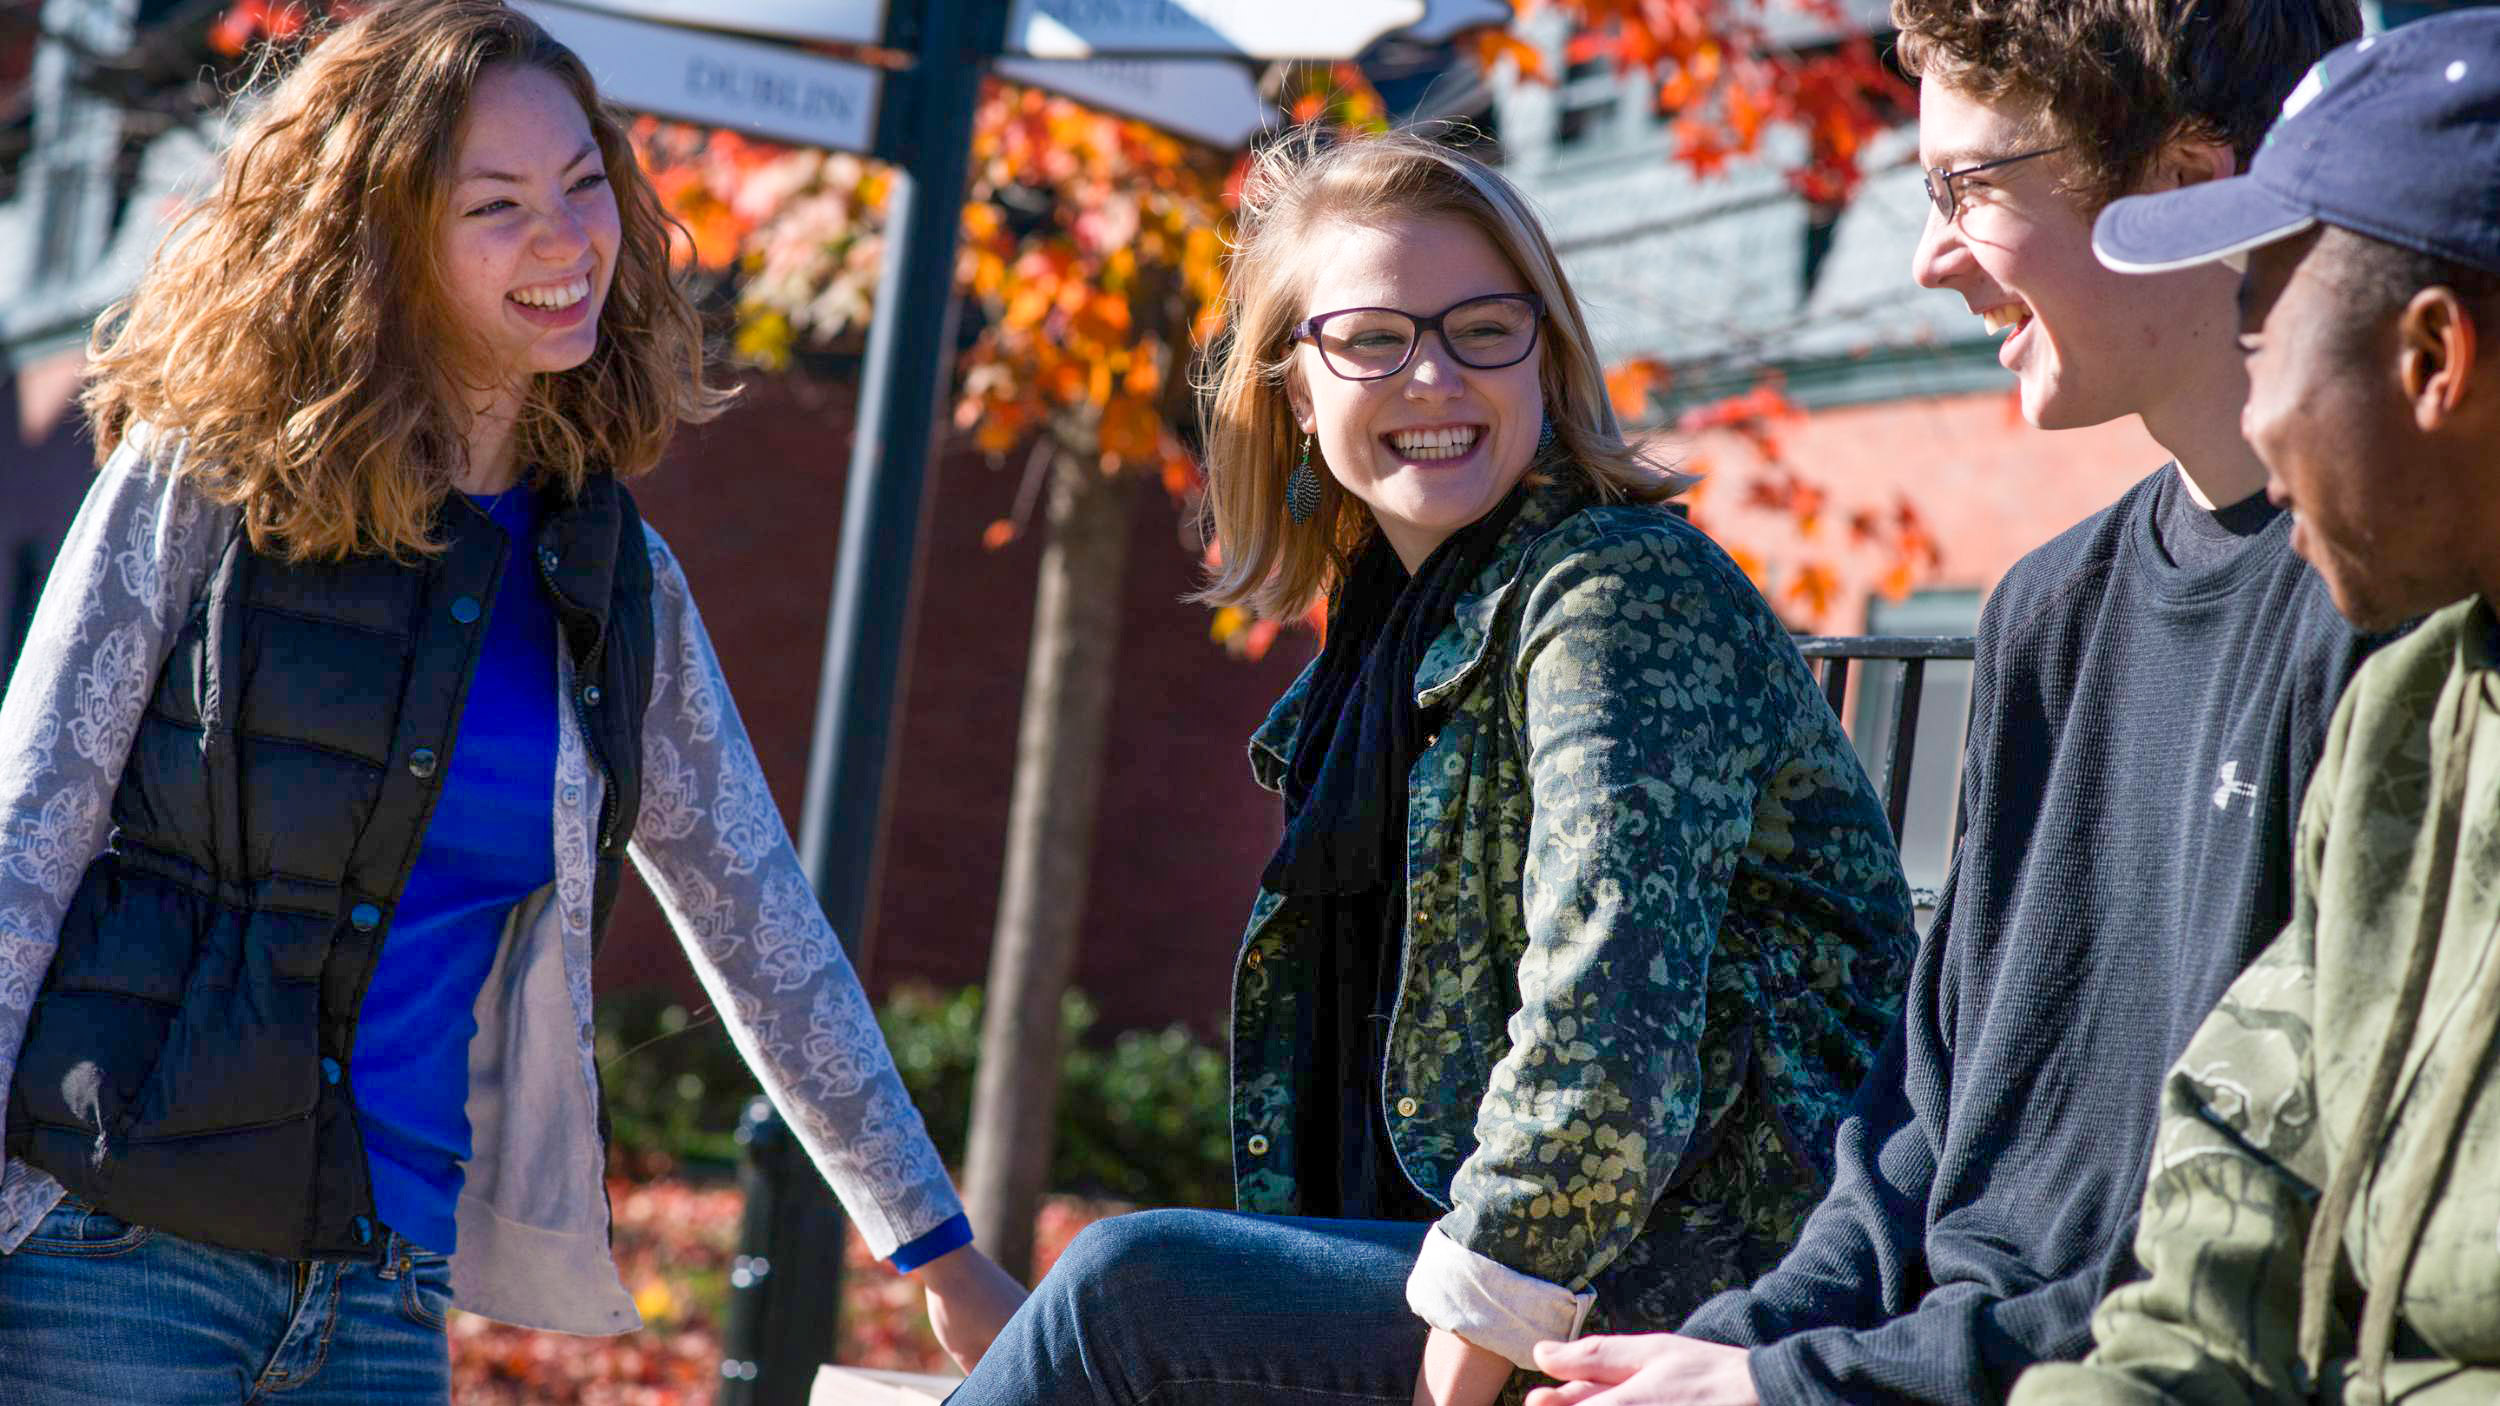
[1406,0,1513,42]
[531,0,890,46]
[519,0,882,154]
[997,57,1269,148]
[1007,0,1426,59]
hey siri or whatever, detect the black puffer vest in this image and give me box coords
[6,475,653,1259]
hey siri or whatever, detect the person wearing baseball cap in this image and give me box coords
[2015,12,2500,1405]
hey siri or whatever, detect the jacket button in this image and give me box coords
[580,685,603,707]
[1244,948,1262,970]
[321,1057,341,1086]
[450,595,481,625]
[352,1215,374,1245]
[408,747,438,779]
[1396,1096,1420,1118]
[1245,1134,1271,1156]
[349,903,380,932]
[539,546,561,571]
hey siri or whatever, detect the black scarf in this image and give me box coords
[1264,487,1529,896]
[1262,486,1528,1219]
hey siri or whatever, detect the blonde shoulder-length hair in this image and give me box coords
[81,0,731,563]
[1196,126,1688,621]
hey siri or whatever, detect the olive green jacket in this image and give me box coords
[2013,598,2500,1406]
[1230,479,1917,1369]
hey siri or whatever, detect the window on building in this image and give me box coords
[1800,198,1844,297]
[32,163,83,280]
[2376,0,2494,28]
[1848,588,1980,905]
[1554,45,1621,149]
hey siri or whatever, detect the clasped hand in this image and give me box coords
[1524,1334,1758,1406]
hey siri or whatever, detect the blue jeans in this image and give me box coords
[0,1194,453,1404]
[946,1210,1434,1406]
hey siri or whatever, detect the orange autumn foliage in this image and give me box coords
[630,65,1387,662]
[1653,375,1946,629]
[1528,0,1911,202]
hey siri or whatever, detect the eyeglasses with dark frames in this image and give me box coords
[1291,293,1546,382]
[1923,144,2068,222]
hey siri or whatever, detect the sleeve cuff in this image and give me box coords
[1404,1223,1597,1370]
[889,1213,974,1274]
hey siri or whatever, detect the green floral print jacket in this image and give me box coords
[1231,477,1917,1370]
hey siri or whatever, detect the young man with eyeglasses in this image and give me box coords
[1523,3,2381,1405]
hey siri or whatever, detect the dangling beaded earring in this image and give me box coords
[1287,434,1323,524]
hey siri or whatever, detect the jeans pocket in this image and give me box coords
[397,1253,452,1332]
[17,1195,153,1257]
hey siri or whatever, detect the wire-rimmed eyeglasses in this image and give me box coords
[1291,293,1546,382]
[1923,144,2067,222]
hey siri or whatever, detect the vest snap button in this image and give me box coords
[450,596,481,625]
[540,546,561,571]
[1245,1134,1271,1156]
[581,685,603,707]
[321,1057,341,1086]
[1396,1096,1420,1118]
[408,747,438,779]
[1245,948,1262,970]
[349,903,381,932]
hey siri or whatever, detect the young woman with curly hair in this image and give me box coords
[0,3,1022,1399]
[942,128,1916,1406]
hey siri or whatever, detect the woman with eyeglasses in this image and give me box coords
[940,129,1916,1406]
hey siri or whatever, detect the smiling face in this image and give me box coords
[1286,214,1545,570]
[436,64,620,403]
[1912,80,2238,431]
[2237,232,2492,630]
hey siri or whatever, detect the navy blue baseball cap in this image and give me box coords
[2095,10,2500,276]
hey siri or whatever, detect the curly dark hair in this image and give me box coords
[1892,0,2362,208]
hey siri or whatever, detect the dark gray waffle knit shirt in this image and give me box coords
[1679,466,2385,1404]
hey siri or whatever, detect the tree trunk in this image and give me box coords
[961,449,1136,1282]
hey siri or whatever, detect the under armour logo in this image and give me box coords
[2213,761,2259,812]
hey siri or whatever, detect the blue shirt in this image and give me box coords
[349,486,975,1270]
[353,487,559,1254]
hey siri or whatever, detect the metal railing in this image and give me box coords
[1795,635,1977,909]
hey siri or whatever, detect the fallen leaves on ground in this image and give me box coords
[449,1176,1123,1404]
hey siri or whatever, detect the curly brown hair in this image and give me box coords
[82,0,731,562]
[1892,0,2361,208]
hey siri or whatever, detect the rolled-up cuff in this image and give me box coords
[1404,1223,1597,1370]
